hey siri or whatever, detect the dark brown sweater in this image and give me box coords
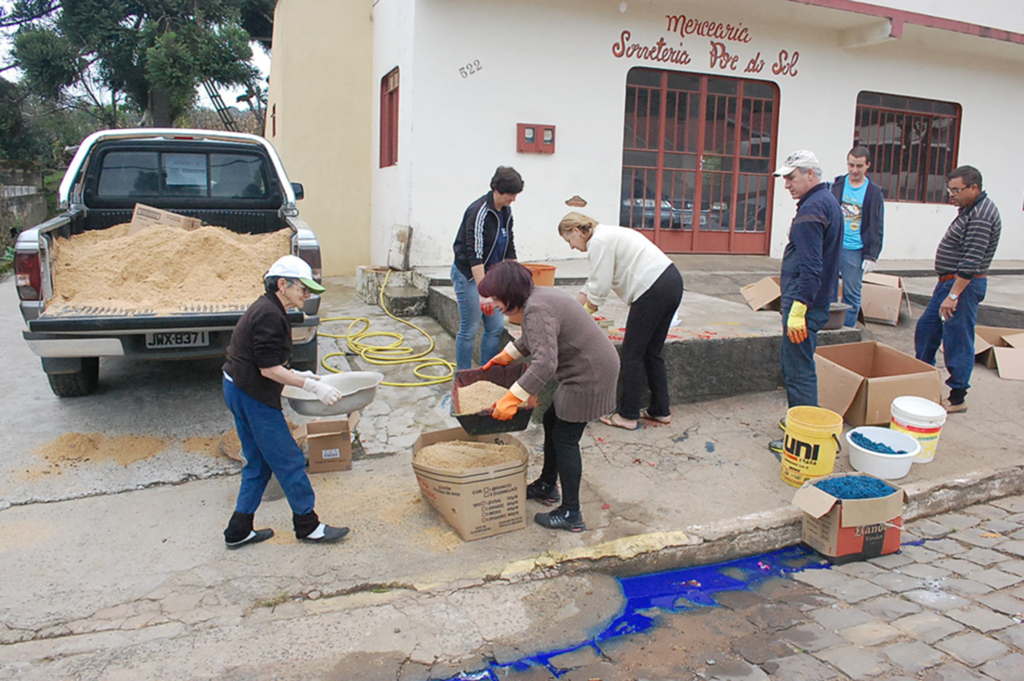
[513,287,620,422]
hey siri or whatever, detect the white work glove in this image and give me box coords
[861,259,876,274]
[303,377,342,405]
[294,370,320,381]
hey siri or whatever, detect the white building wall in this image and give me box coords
[371,2,418,267]
[373,0,1024,268]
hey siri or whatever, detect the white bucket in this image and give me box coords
[890,396,947,464]
[846,426,921,480]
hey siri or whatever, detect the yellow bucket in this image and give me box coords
[780,406,844,487]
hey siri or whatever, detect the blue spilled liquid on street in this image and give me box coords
[441,545,830,681]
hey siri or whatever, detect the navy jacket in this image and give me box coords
[831,175,885,261]
[452,192,517,279]
[781,183,843,312]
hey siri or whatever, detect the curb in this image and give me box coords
[494,463,1024,583]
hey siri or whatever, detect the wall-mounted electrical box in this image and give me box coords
[517,123,555,154]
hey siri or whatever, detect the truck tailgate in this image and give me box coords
[28,305,306,332]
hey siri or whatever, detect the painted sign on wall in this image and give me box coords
[612,13,801,78]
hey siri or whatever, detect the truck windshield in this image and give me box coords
[96,150,268,199]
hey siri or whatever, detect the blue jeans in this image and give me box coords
[780,305,831,408]
[223,377,316,516]
[914,277,987,396]
[451,263,505,372]
[839,248,863,327]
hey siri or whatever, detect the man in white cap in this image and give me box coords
[221,255,350,548]
[769,151,843,455]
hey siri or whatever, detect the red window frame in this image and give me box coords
[380,68,400,168]
[854,91,961,204]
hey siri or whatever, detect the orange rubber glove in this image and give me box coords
[492,391,524,421]
[482,350,513,371]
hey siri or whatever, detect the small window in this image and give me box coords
[380,67,400,168]
[854,91,961,204]
[162,153,208,197]
[97,151,161,197]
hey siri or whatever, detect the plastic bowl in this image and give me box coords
[845,426,921,480]
[283,371,384,416]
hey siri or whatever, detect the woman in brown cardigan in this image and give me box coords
[479,260,620,532]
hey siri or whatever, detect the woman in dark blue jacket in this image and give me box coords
[450,166,523,371]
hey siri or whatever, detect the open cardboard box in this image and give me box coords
[741,276,781,311]
[129,203,203,234]
[412,427,528,541]
[975,326,1024,380]
[792,473,907,564]
[859,272,909,325]
[294,413,360,473]
[815,341,942,426]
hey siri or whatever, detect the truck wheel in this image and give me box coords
[47,358,100,397]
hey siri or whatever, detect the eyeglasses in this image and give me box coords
[946,185,972,196]
[288,279,311,295]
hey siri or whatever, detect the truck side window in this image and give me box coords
[97,151,161,197]
[211,153,268,199]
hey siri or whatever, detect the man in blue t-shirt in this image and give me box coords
[830,146,885,327]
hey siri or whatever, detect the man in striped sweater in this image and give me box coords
[914,166,1001,414]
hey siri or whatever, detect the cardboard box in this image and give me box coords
[741,276,781,311]
[859,272,907,325]
[129,203,203,234]
[302,413,360,473]
[792,473,907,564]
[974,325,1024,368]
[412,427,528,541]
[815,341,942,426]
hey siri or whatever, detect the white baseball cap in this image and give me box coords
[774,150,821,176]
[265,255,325,294]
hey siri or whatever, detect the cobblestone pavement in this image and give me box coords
[486,495,1024,681]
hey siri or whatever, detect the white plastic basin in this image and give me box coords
[283,371,384,416]
[846,426,921,480]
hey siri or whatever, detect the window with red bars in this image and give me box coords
[854,92,961,204]
[380,68,400,168]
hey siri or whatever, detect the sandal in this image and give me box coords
[640,409,672,425]
[600,414,639,431]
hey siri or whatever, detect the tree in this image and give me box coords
[4,0,275,127]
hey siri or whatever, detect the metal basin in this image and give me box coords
[283,371,384,416]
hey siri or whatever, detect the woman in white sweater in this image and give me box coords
[558,212,684,430]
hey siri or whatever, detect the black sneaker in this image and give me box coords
[300,524,350,544]
[526,479,561,505]
[225,528,274,550]
[535,508,585,533]
[768,439,784,455]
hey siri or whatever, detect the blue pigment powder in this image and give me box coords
[815,475,895,499]
[850,431,907,455]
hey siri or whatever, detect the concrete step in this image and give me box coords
[382,285,427,317]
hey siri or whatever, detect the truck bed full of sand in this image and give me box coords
[47,223,292,315]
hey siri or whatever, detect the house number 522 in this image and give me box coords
[459,60,483,78]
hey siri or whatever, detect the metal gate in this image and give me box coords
[620,68,780,254]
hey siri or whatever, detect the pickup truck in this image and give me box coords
[14,128,323,397]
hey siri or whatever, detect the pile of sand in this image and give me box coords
[455,380,508,414]
[415,440,523,470]
[48,223,291,313]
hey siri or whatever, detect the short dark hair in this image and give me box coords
[478,260,533,311]
[948,165,983,190]
[490,166,524,195]
[848,145,872,165]
[265,276,300,295]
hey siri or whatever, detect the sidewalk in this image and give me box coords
[1,264,1023,678]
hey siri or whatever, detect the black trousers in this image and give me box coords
[619,264,684,419]
[538,406,588,512]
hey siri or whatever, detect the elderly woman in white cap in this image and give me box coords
[221,255,350,548]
